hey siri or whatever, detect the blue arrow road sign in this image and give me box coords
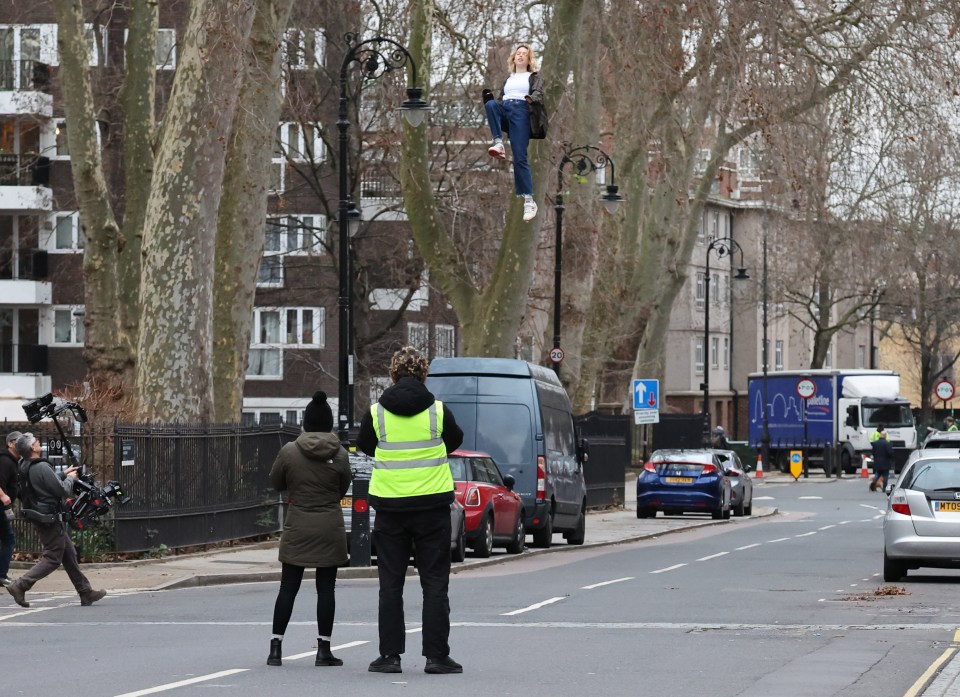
[633,379,659,410]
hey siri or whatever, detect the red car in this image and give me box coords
[448,450,525,557]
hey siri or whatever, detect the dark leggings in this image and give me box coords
[272,562,338,637]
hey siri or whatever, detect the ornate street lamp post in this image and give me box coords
[702,236,749,445]
[337,33,429,442]
[552,143,623,375]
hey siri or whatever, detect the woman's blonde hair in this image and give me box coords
[509,44,538,73]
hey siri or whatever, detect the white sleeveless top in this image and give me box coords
[503,72,530,101]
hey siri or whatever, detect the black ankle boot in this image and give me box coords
[315,639,343,666]
[267,638,282,666]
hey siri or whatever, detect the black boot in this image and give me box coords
[267,638,282,666]
[315,639,343,667]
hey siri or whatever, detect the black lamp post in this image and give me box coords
[552,143,623,375]
[761,209,770,473]
[702,236,749,445]
[337,33,429,442]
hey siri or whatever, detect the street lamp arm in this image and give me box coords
[340,32,421,90]
[558,143,616,187]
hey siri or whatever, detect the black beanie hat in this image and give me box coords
[303,391,334,432]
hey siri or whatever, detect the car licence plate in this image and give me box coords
[340,496,352,509]
[935,501,960,513]
[664,477,693,484]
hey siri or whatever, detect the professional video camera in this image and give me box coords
[22,393,130,528]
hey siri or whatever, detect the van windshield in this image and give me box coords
[474,403,534,467]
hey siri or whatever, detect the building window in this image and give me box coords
[857,345,865,369]
[278,122,324,164]
[435,324,455,358]
[825,343,833,369]
[695,272,705,311]
[711,336,719,369]
[694,337,704,375]
[284,28,325,70]
[47,212,83,252]
[284,307,324,347]
[408,322,429,353]
[84,24,107,66]
[267,214,325,254]
[53,120,69,159]
[711,273,720,305]
[157,28,176,69]
[775,340,784,371]
[369,376,391,405]
[0,25,58,89]
[723,337,729,370]
[248,309,282,378]
[51,306,84,345]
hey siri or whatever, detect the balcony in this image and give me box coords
[0,60,53,117]
[0,154,52,212]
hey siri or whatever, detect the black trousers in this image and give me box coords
[373,507,451,658]
[271,563,338,637]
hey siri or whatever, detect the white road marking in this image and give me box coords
[795,531,817,537]
[735,543,761,551]
[860,504,881,510]
[113,669,249,697]
[581,577,634,590]
[453,621,960,631]
[818,525,836,531]
[754,496,776,500]
[650,564,687,574]
[839,520,852,525]
[697,552,729,561]
[798,496,822,500]
[501,596,566,616]
[766,537,791,543]
[285,640,368,662]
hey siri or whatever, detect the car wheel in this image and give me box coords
[733,499,745,517]
[565,506,586,545]
[451,519,466,563]
[636,507,655,519]
[505,513,525,554]
[883,551,907,582]
[744,498,753,516]
[531,511,553,548]
[712,506,724,520]
[473,515,493,558]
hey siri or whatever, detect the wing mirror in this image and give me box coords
[503,474,516,491]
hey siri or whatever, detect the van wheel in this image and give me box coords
[505,514,525,554]
[565,506,586,545]
[532,513,553,548]
[473,515,493,558]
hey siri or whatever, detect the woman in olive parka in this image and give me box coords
[267,391,352,668]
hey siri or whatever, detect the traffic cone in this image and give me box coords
[860,453,870,478]
[755,453,763,478]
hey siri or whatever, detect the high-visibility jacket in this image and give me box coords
[368,401,454,509]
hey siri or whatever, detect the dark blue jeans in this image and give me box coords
[373,507,452,658]
[0,513,14,577]
[485,98,533,196]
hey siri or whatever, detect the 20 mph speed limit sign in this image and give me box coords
[549,347,565,363]
[936,379,955,401]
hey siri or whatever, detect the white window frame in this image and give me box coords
[84,23,107,66]
[50,305,84,345]
[408,322,429,354]
[45,212,83,253]
[775,340,784,371]
[156,28,176,70]
[723,337,729,370]
[283,28,325,70]
[0,25,58,84]
[857,345,865,369]
[694,337,704,375]
[248,309,283,379]
[711,336,719,369]
[695,272,705,311]
[278,122,325,164]
[283,307,324,348]
[435,324,455,358]
[266,214,326,255]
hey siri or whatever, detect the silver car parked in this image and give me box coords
[883,447,960,581]
[710,449,754,517]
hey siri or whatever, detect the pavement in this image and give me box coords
[5,469,811,594]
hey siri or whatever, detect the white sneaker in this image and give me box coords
[488,142,506,160]
[523,199,537,222]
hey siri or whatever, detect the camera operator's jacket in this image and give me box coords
[19,458,72,515]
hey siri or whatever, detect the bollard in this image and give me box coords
[349,478,372,566]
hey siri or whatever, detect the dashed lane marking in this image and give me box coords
[501,596,566,616]
[650,564,687,574]
[581,577,634,590]
[113,669,249,697]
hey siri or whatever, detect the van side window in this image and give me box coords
[543,405,576,456]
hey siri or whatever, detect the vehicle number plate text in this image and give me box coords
[935,501,960,513]
[664,477,693,484]
[340,497,352,508]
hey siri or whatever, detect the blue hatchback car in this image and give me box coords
[636,449,731,520]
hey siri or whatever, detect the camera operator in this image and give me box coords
[5,433,106,608]
[0,431,19,587]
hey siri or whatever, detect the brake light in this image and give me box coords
[465,486,481,507]
[537,457,546,500]
[643,462,656,472]
[891,501,911,515]
[701,464,717,475]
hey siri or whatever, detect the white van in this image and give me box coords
[426,358,587,548]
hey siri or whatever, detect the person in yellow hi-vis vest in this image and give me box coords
[357,346,464,676]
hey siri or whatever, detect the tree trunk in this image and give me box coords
[212,0,295,422]
[136,0,255,421]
